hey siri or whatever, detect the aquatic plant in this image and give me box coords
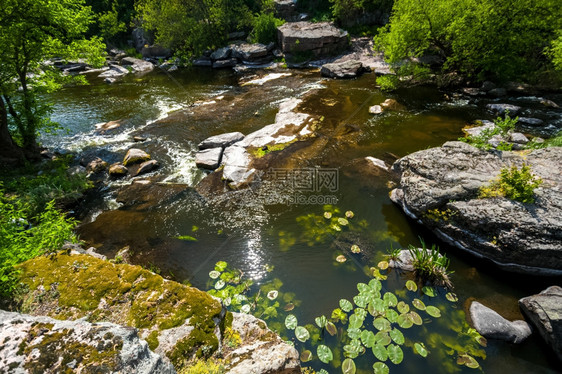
[459,114,518,150]
[407,240,453,288]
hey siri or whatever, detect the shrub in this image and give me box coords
[0,191,79,299]
[460,114,517,150]
[479,164,543,203]
[250,13,284,45]
[408,240,452,288]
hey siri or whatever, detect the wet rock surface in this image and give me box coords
[390,141,562,274]
[195,147,223,170]
[321,60,369,79]
[0,309,176,374]
[519,286,562,362]
[198,132,245,150]
[469,301,531,343]
[278,22,349,58]
[123,148,151,166]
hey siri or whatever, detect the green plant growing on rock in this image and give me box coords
[408,240,452,288]
[460,114,518,150]
[479,163,543,203]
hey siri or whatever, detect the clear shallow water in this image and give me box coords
[44,68,559,373]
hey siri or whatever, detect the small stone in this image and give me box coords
[369,105,383,114]
[123,148,151,166]
[134,160,159,176]
[109,163,128,177]
[540,99,559,108]
[195,148,223,170]
[133,136,147,142]
[320,60,368,79]
[509,132,529,144]
[86,157,108,173]
[381,98,402,110]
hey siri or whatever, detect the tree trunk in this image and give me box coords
[0,96,25,166]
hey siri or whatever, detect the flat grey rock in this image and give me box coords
[486,103,521,115]
[321,60,369,79]
[469,301,531,343]
[198,132,245,150]
[195,147,223,170]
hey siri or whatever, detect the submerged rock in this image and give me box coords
[469,301,531,343]
[134,159,159,176]
[486,103,521,115]
[0,309,176,374]
[390,141,562,275]
[369,105,383,114]
[321,60,369,79]
[519,286,562,362]
[98,65,129,79]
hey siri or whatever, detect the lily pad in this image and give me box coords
[351,244,361,253]
[426,305,442,318]
[361,330,377,348]
[349,314,364,329]
[387,344,404,364]
[336,255,347,263]
[284,303,295,312]
[345,210,355,219]
[457,354,480,369]
[385,309,399,323]
[377,260,389,270]
[372,267,388,280]
[215,261,228,272]
[372,362,389,374]
[369,279,382,292]
[397,314,413,329]
[267,290,278,300]
[315,315,328,328]
[374,331,392,346]
[390,328,405,345]
[353,295,369,308]
[241,304,251,313]
[300,350,313,362]
[326,321,338,336]
[295,326,310,342]
[405,280,417,292]
[414,342,428,357]
[324,212,332,219]
[357,283,370,293]
[215,280,225,289]
[209,270,221,279]
[407,311,423,325]
[338,218,349,226]
[422,286,436,297]
[412,298,426,310]
[355,308,367,320]
[347,327,361,339]
[343,339,362,359]
[372,343,388,361]
[446,292,459,302]
[340,298,353,312]
[383,292,398,307]
[317,345,333,364]
[397,301,410,314]
[373,317,391,332]
[285,314,298,330]
[371,298,386,314]
[342,358,356,374]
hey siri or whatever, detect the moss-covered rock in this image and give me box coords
[17,253,222,369]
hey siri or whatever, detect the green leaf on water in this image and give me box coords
[319,370,329,374]
[215,261,228,272]
[285,314,298,330]
[338,217,349,226]
[374,331,392,346]
[397,301,410,314]
[408,311,423,325]
[315,315,328,328]
[369,278,382,292]
[349,314,364,329]
[457,354,480,369]
[209,270,220,279]
[385,309,399,323]
[300,350,313,362]
[372,362,390,374]
[354,295,369,308]
[347,327,361,339]
[389,328,405,345]
[355,308,367,320]
[426,305,442,318]
[387,344,404,364]
[340,298,353,312]
[317,345,333,364]
[406,280,417,292]
[342,358,356,374]
[446,292,458,302]
[295,326,310,342]
[422,286,436,297]
[372,267,388,280]
[361,330,376,348]
[373,317,391,332]
[326,321,338,336]
[397,313,413,328]
[414,342,428,357]
[215,280,225,289]
[372,298,386,314]
[383,292,398,307]
[177,235,197,241]
[357,283,370,293]
[412,298,426,310]
[343,339,363,359]
[372,343,388,361]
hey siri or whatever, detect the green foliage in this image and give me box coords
[460,115,518,150]
[375,0,562,83]
[407,240,452,288]
[87,0,135,44]
[330,0,393,27]
[0,0,105,153]
[479,164,543,204]
[178,359,226,374]
[250,13,284,45]
[0,191,78,299]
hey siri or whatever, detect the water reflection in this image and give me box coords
[244,229,268,281]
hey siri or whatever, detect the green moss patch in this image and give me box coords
[16,253,223,366]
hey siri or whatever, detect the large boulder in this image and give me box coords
[198,132,245,150]
[469,301,532,343]
[519,286,562,362]
[121,57,154,73]
[123,148,151,166]
[0,309,175,374]
[98,65,129,79]
[195,147,224,170]
[277,22,349,58]
[221,145,255,188]
[274,0,298,21]
[232,43,270,62]
[321,60,369,79]
[390,141,562,275]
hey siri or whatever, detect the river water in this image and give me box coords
[43,67,559,373]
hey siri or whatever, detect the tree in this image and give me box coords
[0,0,105,165]
[375,0,562,84]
